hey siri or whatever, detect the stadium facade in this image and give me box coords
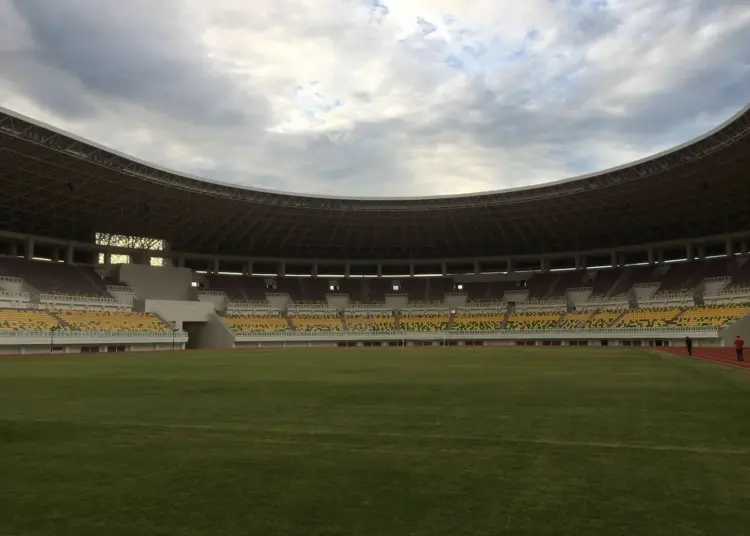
[0,104,749,354]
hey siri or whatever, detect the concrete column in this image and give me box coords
[213,258,220,274]
[104,252,112,265]
[9,243,18,257]
[698,247,706,261]
[244,262,252,275]
[685,243,694,261]
[278,262,286,277]
[409,264,415,276]
[65,244,74,264]
[474,260,480,275]
[51,248,60,263]
[541,258,550,272]
[610,250,617,268]
[377,263,382,277]
[344,263,350,277]
[441,262,448,276]
[647,248,655,265]
[741,242,748,256]
[25,237,35,260]
[507,258,514,273]
[726,237,734,256]
[657,250,665,265]
[574,253,581,270]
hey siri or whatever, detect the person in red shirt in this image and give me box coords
[735,336,744,362]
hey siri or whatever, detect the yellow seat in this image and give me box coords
[55,309,170,332]
[291,314,342,332]
[672,304,750,328]
[615,307,681,328]
[452,311,505,331]
[399,312,450,332]
[505,311,564,330]
[0,308,60,331]
[225,314,289,333]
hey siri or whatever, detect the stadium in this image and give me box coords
[1,104,749,354]
[2,100,750,536]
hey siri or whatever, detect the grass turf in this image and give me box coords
[1,347,750,536]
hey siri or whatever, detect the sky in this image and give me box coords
[0,0,748,197]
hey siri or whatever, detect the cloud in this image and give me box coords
[0,0,748,197]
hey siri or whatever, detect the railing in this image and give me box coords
[106,285,133,292]
[227,301,271,309]
[348,303,389,309]
[0,330,188,339]
[39,293,118,304]
[234,326,719,336]
[0,276,22,284]
[198,290,226,296]
[0,290,30,299]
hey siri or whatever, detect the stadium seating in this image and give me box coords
[584,309,626,328]
[557,311,589,329]
[56,310,170,332]
[505,310,565,330]
[0,258,109,297]
[615,307,682,328]
[224,314,289,333]
[452,311,505,331]
[0,308,60,331]
[291,314,342,332]
[671,304,750,328]
[399,312,450,332]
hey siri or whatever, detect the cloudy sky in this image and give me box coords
[0,0,748,197]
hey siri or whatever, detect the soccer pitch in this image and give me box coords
[1,347,750,536]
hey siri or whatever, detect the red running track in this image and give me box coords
[659,346,750,370]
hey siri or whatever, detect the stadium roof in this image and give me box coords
[0,104,749,261]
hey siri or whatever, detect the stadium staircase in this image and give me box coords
[49,311,70,329]
[543,273,561,300]
[609,309,629,327]
[499,309,512,329]
[284,312,295,331]
[607,268,631,298]
[394,312,401,331]
[446,310,456,330]
[340,311,349,331]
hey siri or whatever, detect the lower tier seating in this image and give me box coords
[505,311,564,330]
[452,311,505,331]
[225,314,289,333]
[672,304,750,327]
[615,307,682,328]
[585,309,626,328]
[345,313,396,332]
[400,312,450,332]
[291,314,342,332]
[0,308,59,331]
[56,310,170,332]
[558,311,589,329]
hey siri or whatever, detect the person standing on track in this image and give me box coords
[685,336,693,356]
[735,336,744,362]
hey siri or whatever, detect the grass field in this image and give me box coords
[1,347,750,536]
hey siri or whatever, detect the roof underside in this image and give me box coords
[0,107,749,260]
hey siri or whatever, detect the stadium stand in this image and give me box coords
[452,311,506,331]
[291,313,342,332]
[671,304,750,328]
[558,311,590,329]
[615,307,682,328]
[224,314,289,333]
[584,309,627,328]
[0,308,59,331]
[505,310,565,330]
[0,257,109,297]
[56,310,170,332]
[399,312,450,332]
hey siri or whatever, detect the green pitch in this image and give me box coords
[1,347,750,536]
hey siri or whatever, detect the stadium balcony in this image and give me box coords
[505,311,565,330]
[615,307,682,328]
[290,313,343,332]
[56,310,171,333]
[452,311,506,331]
[203,274,268,302]
[671,304,750,328]
[224,313,290,333]
[399,311,450,332]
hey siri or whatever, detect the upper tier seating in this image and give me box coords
[291,314,342,332]
[505,311,564,330]
[0,308,59,331]
[57,310,170,332]
[452,311,505,331]
[400,312,450,332]
[615,307,682,328]
[671,304,750,328]
[0,258,109,297]
[224,314,289,333]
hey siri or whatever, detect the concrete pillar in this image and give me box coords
[25,237,35,260]
[474,260,480,275]
[441,262,448,276]
[312,263,319,277]
[9,243,18,257]
[244,262,252,276]
[65,244,74,264]
[657,250,665,265]
[685,243,694,261]
[51,248,60,263]
[647,248,655,265]
[278,261,286,277]
[698,247,706,261]
[610,250,617,268]
[377,263,382,277]
[726,237,734,256]
[574,253,581,270]
[213,258,220,274]
[507,258,514,273]
[344,263,350,277]
[741,242,748,256]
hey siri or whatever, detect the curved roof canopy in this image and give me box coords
[0,105,749,260]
